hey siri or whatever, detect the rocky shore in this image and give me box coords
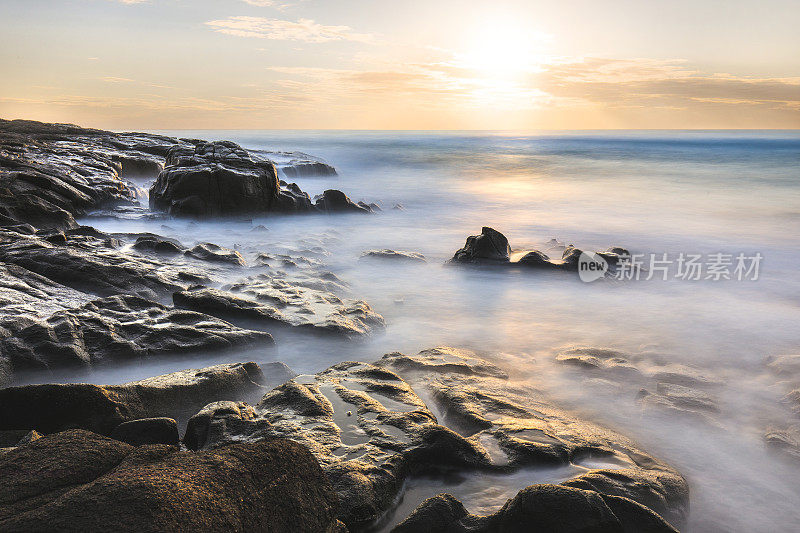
[0,119,689,532]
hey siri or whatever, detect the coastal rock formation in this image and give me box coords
[393,485,678,533]
[186,347,688,530]
[450,227,630,276]
[185,242,246,266]
[0,229,183,300]
[451,226,511,262]
[222,274,385,337]
[315,189,372,213]
[149,141,365,217]
[0,430,344,532]
[150,141,286,217]
[360,249,427,262]
[0,295,272,384]
[0,361,291,435]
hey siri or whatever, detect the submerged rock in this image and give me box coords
[0,361,289,435]
[360,249,426,262]
[555,346,722,421]
[0,429,344,532]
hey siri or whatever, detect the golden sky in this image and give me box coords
[1,0,799,129]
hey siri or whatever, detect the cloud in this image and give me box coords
[530,58,800,110]
[205,16,373,43]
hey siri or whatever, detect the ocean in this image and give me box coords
[78,130,800,531]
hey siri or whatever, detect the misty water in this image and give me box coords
[76,131,800,531]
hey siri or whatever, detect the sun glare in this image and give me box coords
[458,20,549,78]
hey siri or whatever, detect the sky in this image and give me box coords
[1,0,799,130]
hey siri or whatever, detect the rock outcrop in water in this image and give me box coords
[450,227,630,277]
[0,430,344,532]
[0,120,388,385]
[185,347,688,530]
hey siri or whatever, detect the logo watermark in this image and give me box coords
[578,251,608,282]
[578,252,763,282]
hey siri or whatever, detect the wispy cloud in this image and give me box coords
[205,16,373,43]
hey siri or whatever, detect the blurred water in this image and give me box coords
[83,130,800,532]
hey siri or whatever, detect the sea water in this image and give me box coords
[79,130,800,532]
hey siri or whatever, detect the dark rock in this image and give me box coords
[360,249,426,262]
[0,230,183,300]
[280,159,337,179]
[395,485,676,533]
[110,417,179,446]
[517,250,551,267]
[0,361,286,435]
[316,189,371,213]
[185,242,246,266]
[0,429,343,532]
[149,141,285,217]
[0,295,272,383]
[391,493,468,533]
[451,227,511,263]
[133,234,184,255]
[449,228,629,277]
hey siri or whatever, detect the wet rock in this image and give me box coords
[0,120,168,230]
[360,249,426,262]
[391,493,468,533]
[110,417,179,446]
[0,429,343,532]
[185,242,246,266]
[189,347,687,529]
[149,141,283,217]
[378,347,689,529]
[451,227,511,263]
[555,347,721,421]
[396,485,678,533]
[316,189,371,213]
[0,295,272,383]
[517,250,551,267]
[0,262,92,344]
[449,228,629,276]
[0,230,183,300]
[0,361,287,435]
[279,158,338,179]
[174,286,285,324]
[132,234,184,255]
[225,274,385,337]
[187,360,488,527]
